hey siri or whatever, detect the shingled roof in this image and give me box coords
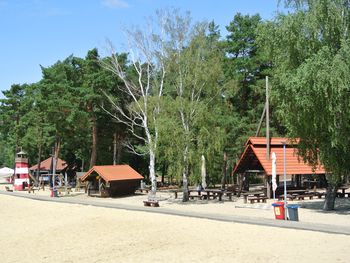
[81,165,143,182]
[29,157,67,171]
[232,137,325,176]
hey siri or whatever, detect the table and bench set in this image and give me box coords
[276,187,350,201]
[172,189,234,201]
[142,185,349,207]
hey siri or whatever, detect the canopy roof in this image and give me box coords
[29,157,67,171]
[232,137,325,176]
[0,167,14,177]
[81,165,144,182]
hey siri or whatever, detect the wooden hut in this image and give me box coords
[29,157,67,184]
[232,137,326,197]
[81,165,143,197]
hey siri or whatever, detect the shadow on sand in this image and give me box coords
[298,198,350,215]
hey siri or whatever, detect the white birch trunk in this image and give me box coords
[149,150,157,197]
[182,145,189,202]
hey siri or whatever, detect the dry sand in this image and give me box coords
[0,188,349,263]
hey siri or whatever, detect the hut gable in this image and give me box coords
[233,137,325,176]
[29,157,67,171]
[81,165,143,182]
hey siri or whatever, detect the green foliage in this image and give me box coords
[259,0,350,187]
[221,13,274,164]
[0,49,132,169]
[157,20,226,186]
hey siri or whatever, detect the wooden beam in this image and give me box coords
[245,170,265,173]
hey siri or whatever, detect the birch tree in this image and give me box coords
[164,21,224,201]
[259,0,350,210]
[102,10,178,196]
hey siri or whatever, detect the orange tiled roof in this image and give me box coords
[81,165,144,182]
[233,137,325,176]
[29,157,67,171]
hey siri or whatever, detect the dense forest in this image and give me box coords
[1,1,350,207]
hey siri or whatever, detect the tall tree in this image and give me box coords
[0,84,28,167]
[259,0,350,210]
[78,49,126,168]
[102,10,174,196]
[163,19,224,201]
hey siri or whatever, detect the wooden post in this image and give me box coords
[256,103,266,137]
[98,177,102,195]
[266,76,270,160]
[266,175,271,198]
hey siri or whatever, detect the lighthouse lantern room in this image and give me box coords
[14,150,30,191]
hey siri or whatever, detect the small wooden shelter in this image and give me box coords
[81,165,143,197]
[232,137,326,197]
[29,157,67,183]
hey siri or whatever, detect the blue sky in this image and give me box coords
[0,0,282,97]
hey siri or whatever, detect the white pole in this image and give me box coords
[272,152,277,200]
[282,141,287,220]
[52,156,56,197]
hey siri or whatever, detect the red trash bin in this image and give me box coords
[272,202,285,220]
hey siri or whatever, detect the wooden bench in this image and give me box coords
[295,193,314,200]
[28,187,39,193]
[314,192,325,199]
[278,194,295,201]
[137,188,150,194]
[224,191,233,201]
[200,192,216,200]
[5,186,13,192]
[143,200,159,207]
[248,196,268,204]
[189,194,202,200]
[56,187,71,195]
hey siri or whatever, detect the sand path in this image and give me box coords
[0,194,349,263]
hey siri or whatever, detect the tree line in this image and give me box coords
[1,1,349,208]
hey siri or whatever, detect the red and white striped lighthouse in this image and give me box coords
[13,151,30,191]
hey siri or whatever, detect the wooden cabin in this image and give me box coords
[232,137,326,197]
[29,157,67,184]
[81,165,144,197]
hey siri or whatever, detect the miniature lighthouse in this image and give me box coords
[13,150,30,191]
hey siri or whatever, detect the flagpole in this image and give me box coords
[282,141,287,220]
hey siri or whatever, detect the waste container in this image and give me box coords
[50,188,58,197]
[272,202,285,220]
[287,204,300,221]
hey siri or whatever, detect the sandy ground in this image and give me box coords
[0,185,349,263]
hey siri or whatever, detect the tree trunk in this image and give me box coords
[89,114,97,168]
[221,152,228,190]
[182,166,189,202]
[116,134,123,165]
[161,163,166,185]
[35,143,42,187]
[52,138,61,191]
[149,150,157,197]
[323,186,337,210]
[182,146,189,202]
[113,133,117,165]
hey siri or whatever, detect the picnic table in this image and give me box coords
[200,189,233,201]
[277,189,318,200]
[172,189,233,201]
[287,189,307,195]
[337,186,349,198]
[243,192,265,204]
[56,186,72,195]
